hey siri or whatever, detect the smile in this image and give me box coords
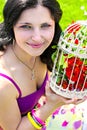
[27,43,43,48]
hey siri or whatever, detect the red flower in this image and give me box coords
[66,67,79,81]
[67,23,81,34]
[65,57,83,82]
[75,83,83,91]
[62,80,73,90]
[62,80,68,89]
[66,57,75,66]
[74,38,79,44]
[84,82,87,90]
[83,65,87,73]
[64,57,87,91]
[76,80,87,91]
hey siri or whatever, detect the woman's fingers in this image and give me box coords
[45,81,87,107]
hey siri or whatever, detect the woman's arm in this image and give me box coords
[17,81,83,130]
[0,76,38,130]
[0,78,21,130]
[0,78,84,130]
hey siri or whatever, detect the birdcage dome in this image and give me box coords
[50,20,87,99]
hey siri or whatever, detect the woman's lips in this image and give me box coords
[27,42,43,48]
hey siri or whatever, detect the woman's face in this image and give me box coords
[13,5,55,56]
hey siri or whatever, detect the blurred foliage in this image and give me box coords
[0,0,5,22]
[58,0,87,30]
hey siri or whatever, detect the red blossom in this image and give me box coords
[76,80,87,91]
[83,65,87,73]
[75,83,83,91]
[64,57,87,91]
[66,67,79,81]
[62,80,68,89]
[67,24,81,34]
[62,80,73,90]
[84,82,87,89]
[67,57,75,66]
[74,38,79,44]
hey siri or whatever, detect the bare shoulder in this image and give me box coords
[0,61,19,101]
[0,51,18,98]
[0,71,21,130]
[0,74,18,102]
[0,54,21,129]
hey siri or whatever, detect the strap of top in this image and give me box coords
[0,73,22,97]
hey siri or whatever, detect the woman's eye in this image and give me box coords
[41,23,51,28]
[20,25,32,29]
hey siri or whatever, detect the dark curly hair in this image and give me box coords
[0,0,62,71]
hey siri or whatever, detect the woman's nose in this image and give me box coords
[31,29,42,42]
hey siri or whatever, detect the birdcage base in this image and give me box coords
[50,79,87,99]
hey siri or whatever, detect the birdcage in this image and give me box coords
[50,20,87,99]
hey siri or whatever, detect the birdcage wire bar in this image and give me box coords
[50,21,87,99]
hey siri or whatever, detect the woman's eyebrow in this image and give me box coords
[18,22,32,25]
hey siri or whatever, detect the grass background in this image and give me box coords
[0,0,87,30]
[58,0,87,29]
[0,0,5,22]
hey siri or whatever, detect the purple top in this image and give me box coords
[0,72,48,115]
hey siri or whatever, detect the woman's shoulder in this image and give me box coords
[0,52,10,75]
[0,76,17,108]
[0,46,14,71]
[0,72,19,106]
[0,65,19,100]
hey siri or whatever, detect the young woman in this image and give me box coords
[0,0,82,130]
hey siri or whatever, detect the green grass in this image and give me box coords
[0,0,87,30]
[58,0,87,29]
[0,0,5,22]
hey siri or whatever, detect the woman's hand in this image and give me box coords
[45,81,87,110]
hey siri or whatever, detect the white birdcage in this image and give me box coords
[50,20,87,99]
